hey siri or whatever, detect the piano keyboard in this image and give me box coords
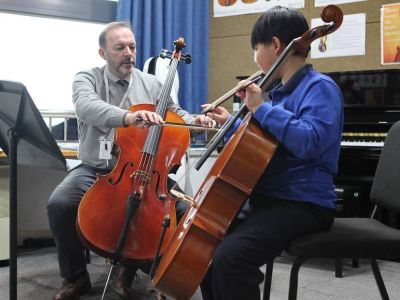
[341,132,386,148]
[341,141,384,147]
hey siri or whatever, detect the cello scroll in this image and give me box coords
[292,5,343,57]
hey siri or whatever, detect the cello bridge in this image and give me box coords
[130,170,151,181]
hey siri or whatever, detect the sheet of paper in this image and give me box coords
[315,0,366,7]
[310,13,366,59]
[214,0,304,17]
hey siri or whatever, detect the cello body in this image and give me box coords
[77,103,190,262]
[152,115,277,299]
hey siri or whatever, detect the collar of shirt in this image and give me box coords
[270,64,313,99]
[105,66,131,84]
[103,66,133,107]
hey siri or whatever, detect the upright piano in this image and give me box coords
[327,69,400,218]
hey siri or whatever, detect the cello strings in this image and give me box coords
[168,79,264,202]
[202,70,264,114]
[140,57,178,180]
[137,57,179,223]
[167,107,237,202]
[167,47,279,202]
[132,57,179,195]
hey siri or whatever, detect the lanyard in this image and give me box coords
[102,67,133,140]
[103,67,133,108]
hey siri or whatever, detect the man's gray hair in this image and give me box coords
[99,21,132,48]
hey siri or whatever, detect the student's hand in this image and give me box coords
[124,110,165,128]
[201,104,231,126]
[192,114,217,129]
[235,82,263,113]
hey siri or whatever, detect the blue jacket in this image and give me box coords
[226,64,343,209]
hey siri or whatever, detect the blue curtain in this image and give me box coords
[117,0,209,116]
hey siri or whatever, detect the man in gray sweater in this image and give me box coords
[48,21,213,300]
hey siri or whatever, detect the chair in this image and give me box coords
[263,120,400,300]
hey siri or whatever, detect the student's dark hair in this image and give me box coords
[99,21,132,48]
[251,6,309,50]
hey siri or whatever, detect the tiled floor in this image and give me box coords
[0,247,399,299]
[1,164,400,299]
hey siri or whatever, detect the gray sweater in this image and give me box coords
[72,66,195,169]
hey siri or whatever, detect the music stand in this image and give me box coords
[0,81,66,300]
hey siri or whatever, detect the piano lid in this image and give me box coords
[325,69,400,107]
[342,105,400,125]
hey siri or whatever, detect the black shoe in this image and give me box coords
[111,265,137,299]
[53,270,91,300]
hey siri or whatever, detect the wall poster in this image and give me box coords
[381,3,400,65]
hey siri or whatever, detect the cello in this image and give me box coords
[151,5,343,299]
[76,38,191,268]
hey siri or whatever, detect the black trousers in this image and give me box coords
[47,164,102,279]
[47,164,186,279]
[200,196,335,300]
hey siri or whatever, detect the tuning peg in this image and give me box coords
[160,49,173,59]
[182,53,192,64]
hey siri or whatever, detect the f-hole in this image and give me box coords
[108,162,134,185]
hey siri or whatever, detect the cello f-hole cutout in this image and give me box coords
[108,162,134,185]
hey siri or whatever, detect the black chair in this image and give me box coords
[51,118,78,141]
[263,120,400,300]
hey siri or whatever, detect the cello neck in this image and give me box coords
[142,38,190,156]
[155,57,180,118]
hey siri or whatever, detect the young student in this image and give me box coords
[201,6,344,300]
[47,21,214,300]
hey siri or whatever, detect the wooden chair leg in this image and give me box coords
[334,258,343,278]
[288,257,307,300]
[370,259,389,300]
[263,259,275,300]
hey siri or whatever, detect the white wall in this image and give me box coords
[0,12,105,110]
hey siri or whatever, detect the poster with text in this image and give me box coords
[214,0,304,17]
[381,3,400,65]
[315,0,366,7]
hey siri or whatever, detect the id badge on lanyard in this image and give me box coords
[99,68,132,165]
[99,135,112,165]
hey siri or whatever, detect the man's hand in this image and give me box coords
[123,110,165,128]
[192,114,217,129]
